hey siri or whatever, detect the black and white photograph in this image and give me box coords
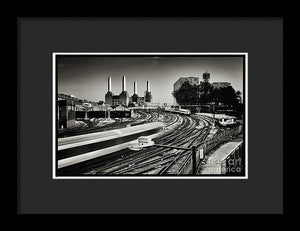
[54,53,247,178]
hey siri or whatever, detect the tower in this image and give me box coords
[108,76,112,92]
[105,77,113,105]
[122,75,126,91]
[134,81,137,95]
[119,75,129,106]
[145,80,152,102]
[203,70,210,83]
[132,81,138,102]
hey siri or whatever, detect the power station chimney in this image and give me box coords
[105,77,113,106]
[147,80,150,92]
[145,80,152,103]
[119,76,129,106]
[134,81,137,95]
[108,77,111,92]
[122,76,126,91]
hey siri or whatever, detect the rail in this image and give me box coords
[177,125,242,175]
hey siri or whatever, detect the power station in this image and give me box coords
[105,76,152,107]
[145,80,152,103]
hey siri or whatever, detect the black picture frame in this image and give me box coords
[17,17,284,214]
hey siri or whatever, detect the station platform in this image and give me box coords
[200,137,243,175]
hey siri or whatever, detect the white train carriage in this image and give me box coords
[215,115,237,127]
[57,122,165,169]
[164,107,191,116]
[178,108,191,115]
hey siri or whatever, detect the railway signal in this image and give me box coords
[210,102,216,128]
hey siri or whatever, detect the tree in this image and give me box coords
[173,80,243,115]
[198,81,216,104]
[173,81,199,105]
[216,86,237,106]
[198,81,213,95]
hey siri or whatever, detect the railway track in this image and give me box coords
[74,113,181,175]
[112,125,211,175]
[57,110,159,138]
[159,127,211,175]
[83,113,212,175]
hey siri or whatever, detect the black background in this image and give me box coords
[17,17,283,214]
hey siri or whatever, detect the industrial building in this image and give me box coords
[57,94,79,129]
[173,77,200,92]
[57,94,96,129]
[173,71,217,93]
[144,81,152,103]
[105,76,152,107]
[105,76,129,107]
[173,77,200,105]
[58,76,154,129]
[211,82,231,89]
[129,81,145,105]
[173,70,232,105]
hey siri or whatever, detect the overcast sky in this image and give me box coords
[57,55,244,104]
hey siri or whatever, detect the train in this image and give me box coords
[57,122,165,170]
[163,107,191,115]
[214,115,237,127]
